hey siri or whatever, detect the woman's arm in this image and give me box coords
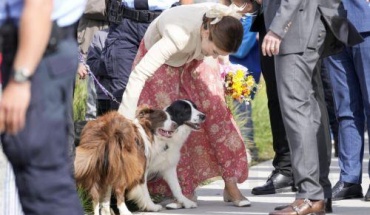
[118,36,181,119]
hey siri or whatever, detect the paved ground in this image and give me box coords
[140,141,370,215]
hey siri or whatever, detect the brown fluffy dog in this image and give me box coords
[74,107,176,215]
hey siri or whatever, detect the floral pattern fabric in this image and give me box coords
[135,42,249,197]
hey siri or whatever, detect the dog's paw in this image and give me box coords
[100,206,112,215]
[165,199,197,210]
[181,199,197,209]
[165,202,183,210]
[147,203,163,212]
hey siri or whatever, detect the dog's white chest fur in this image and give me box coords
[149,127,192,175]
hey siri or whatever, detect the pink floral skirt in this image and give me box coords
[134,41,249,197]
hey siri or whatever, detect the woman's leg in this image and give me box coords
[179,57,249,200]
[136,47,249,200]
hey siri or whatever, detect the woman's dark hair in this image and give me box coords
[202,14,243,53]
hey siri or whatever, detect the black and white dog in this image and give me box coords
[130,99,206,210]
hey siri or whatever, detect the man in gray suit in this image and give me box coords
[261,0,363,214]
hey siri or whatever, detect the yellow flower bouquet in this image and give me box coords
[220,64,259,103]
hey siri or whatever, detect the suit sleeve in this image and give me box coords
[269,0,305,39]
[118,26,190,119]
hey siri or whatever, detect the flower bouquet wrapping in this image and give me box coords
[220,63,259,104]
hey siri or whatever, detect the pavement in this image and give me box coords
[140,140,370,215]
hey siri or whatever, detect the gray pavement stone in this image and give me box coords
[139,137,370,215]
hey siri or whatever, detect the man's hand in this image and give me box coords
[261,30,282,57]
[0,81,31,134]
[77,63,88,79]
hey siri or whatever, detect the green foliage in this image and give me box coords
[225,95,249,139]
[225,79,274,163]
[77,187,93,214]
[74,79,92,213]
[73,78,88,121]
[251,79,274,162]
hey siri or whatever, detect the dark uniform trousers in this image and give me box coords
[98,19,149,114]
[1,27,84,215]
[98,0,166,115]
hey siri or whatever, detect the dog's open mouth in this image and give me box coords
[184,122,202,130]
[158,128,175,138]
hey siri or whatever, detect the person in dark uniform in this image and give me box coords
[0,0,86,214]
[98,0,180,115]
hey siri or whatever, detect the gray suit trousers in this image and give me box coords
[313,61,332,199]
[274,19,329,200]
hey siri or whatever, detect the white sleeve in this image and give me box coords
[118,32,188,119]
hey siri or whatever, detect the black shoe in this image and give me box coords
[332,181,363,200]
[274,198,333,213]
[365,186,370,201]
[251,170,296,195]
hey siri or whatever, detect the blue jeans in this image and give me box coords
[323,32,370,184]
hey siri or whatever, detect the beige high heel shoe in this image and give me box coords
[223,190,251,207]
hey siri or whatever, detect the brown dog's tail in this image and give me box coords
[74,112,143,193]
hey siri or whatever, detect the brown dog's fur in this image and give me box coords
[74,107,169,214]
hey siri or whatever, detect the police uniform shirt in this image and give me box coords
[0,0,86,27]
[122,0,179,11]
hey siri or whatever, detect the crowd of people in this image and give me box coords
[0,0,369,215]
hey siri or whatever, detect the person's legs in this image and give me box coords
[313,61,332,211]
[185,58,249,206]
[323,45,365,200]
[96,99,111,116]
[325,49,365,183]
[245,103,259,161]
[272,63,333,214]
[260,24,292,179]
[233,101,257,163]
[85,75,97,120]
[101,20,149,103]
[251,23,294,195]
[321,61,339,157]
[1,37,83,215]
[352,32,370,200]
[275,50,323,200]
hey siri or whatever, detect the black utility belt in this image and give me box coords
[109,6,162,24]
[45,22,76,54]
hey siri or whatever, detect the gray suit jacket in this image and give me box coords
[263,0,362,56]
